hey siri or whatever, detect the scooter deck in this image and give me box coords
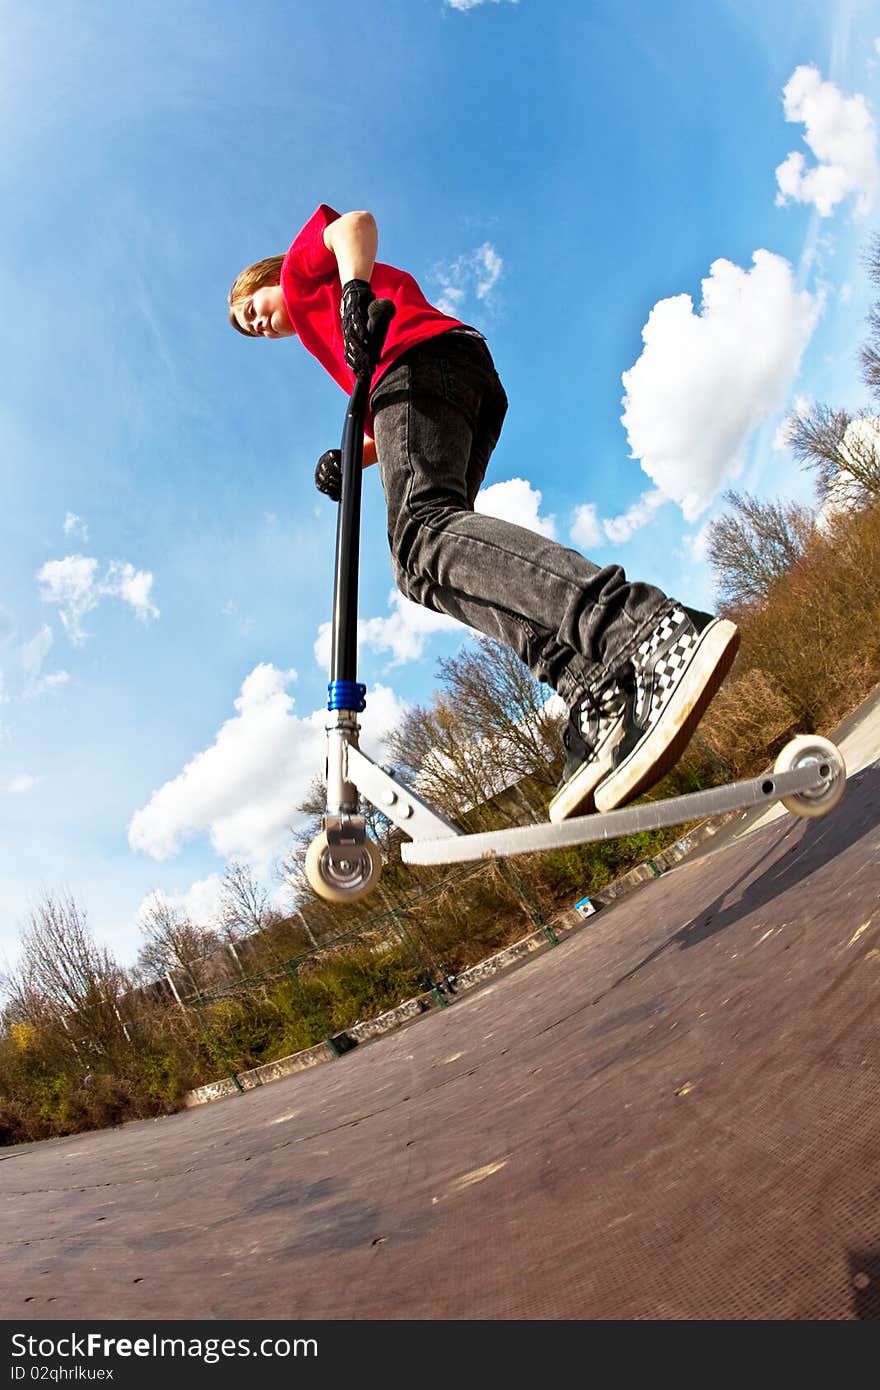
[399,763,828,866]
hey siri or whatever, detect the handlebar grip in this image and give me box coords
[367,298,396,364]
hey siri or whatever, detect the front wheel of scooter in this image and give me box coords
[773,734,846,818]
[304,831,382,903]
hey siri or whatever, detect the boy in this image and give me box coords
[228,204,739,820]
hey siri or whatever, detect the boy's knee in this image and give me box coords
[391,540,432,595]
[388,498,463,584]
[390,530,436,596]
[390,553,409,591]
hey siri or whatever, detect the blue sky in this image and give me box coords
[1,0,878,973]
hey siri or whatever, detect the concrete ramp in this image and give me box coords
[1,757,878,1319]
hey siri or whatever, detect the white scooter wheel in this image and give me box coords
[304,831,382,903]
[773,735,846,819]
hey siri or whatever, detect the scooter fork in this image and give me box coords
[324,710,366,869]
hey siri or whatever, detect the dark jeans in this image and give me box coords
[370,330,673,704]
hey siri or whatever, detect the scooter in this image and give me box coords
[303,304,846,903]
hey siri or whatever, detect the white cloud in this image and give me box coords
[475,476,556,537]
[63,512,89,541]
[315,590,462,670]
[775,65,878,218]
[773,393,811,453]
[0,605,15,646]
[432,242,504,316]
[105,562,160,624]
[37,555,159,643]
[7,774,37,794]
[447,0,518,11]
[19,624,69,696]
[569,502,601,551]
[620,251,822,521]
[682,523,712,563]
[569,490,667,553]
[771,418,792,453]
[36,556,99,643]
[830,414,880,515]
[601,488,666,544]
[128,664,408,869]
[223,600,255,636]
[435,286,465,316]
[837,414,880,469]
[136,872,292,937]
[40,671,69,690]
[474,244,503,300]
[136,877,225,933]
[20,625,52,681]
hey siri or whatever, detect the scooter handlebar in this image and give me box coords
[365,298,396,372]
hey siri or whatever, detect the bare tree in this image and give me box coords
[3,892,128,1057]
[860,232,880,402]
[391,696,515,827]
[705,489,815,612]
[383,638,561,827]
[785,404,880,509]
[435,638,563,802]
[215,860,278,940]
[784,230,880,507]
[136,894,219,990]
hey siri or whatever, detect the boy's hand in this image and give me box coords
[315,449,342,503]
[340,279,377,377]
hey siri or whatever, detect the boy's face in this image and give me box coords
[234,285,295,339]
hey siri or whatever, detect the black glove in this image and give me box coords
[340,279,377,377]
[314,448,342,503]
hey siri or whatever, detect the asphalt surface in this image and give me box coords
[1,700,878,1320]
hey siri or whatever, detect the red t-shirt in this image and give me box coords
[280,204,467,430]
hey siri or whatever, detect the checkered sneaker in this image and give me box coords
[577,680,626,748]
[592,605,740,814]
[548,679,626,822]
[632,607,700,732]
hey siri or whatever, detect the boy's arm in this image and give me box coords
[323,210,378,285]
[324,211,380,466]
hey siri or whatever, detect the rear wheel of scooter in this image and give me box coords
[304,831,382,903]
[773,734,846,818]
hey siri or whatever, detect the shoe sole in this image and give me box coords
[547,712,625,822]
[593,619,740,813]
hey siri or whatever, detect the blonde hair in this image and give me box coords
[227,255,285,336]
